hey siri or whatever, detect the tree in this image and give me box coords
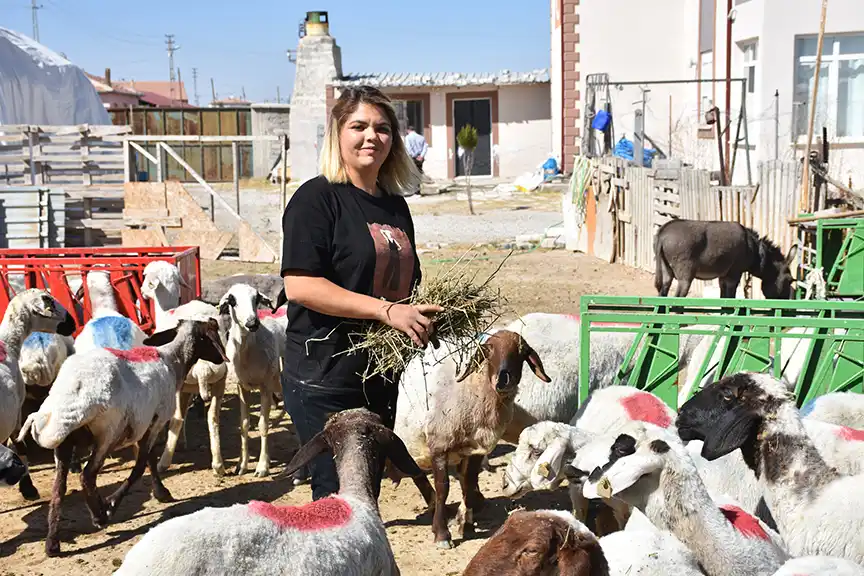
[456,124,479,215]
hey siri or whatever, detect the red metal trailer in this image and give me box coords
[0,246,201,337]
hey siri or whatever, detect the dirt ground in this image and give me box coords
[0,248,654,575]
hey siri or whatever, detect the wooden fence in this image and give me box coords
[568,157,802,297]
[0,125,130,247]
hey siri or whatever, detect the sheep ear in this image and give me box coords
[275,287,288,309]
[143,327,178,347]
[456,342,488,382]
[204,319,228,363]
[373,426,424,478]
[529,437,569,487]
[523,341,551,383]
[556,533,607,576]
[583,454,662,499]
[701,406,760,461]
[282,433,330,479]
[257,292,276,312]
[218,293,234,316]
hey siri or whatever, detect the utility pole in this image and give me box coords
[31,0,42,42]
[210,78,216,104]
[241,86,246,101]
[724,0,733,184]
[276,86,281,103]
[165,34,180,102]
[192,67,200,106]
[774,90,780,161]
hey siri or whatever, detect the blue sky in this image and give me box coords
[3,0,551,103]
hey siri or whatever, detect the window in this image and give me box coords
[794,33,864,138]
[741,41,757,94]
[392,99,424,136]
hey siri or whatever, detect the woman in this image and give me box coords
[280,86,441,500]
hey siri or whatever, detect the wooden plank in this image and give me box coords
[123,208,170,218]
[129,141,158,164]
[611,177,630,189]
[125,135,278,143]
[174,229,233,260]
[124,182,168,211]
[598,164,617,175]
[654,190,681,204]
[654,213,673,227]
[654,201,681,216]
[121,228,168,248]
[123,216,182,227]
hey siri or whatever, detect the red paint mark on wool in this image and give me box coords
[620,392,672,428]
[249,497,352,531]
[837,426,864,442]
[0,340,6,362]
[719,505,770,541]
[107,347,160,362]
[257,307,287,320]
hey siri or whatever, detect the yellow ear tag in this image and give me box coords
[537,462,551,480]
[597,476,613,499]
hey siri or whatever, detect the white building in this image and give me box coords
[552,0,864,185]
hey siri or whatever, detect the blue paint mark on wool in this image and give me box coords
[800,398,817,416]
[23,332,55,351]
[90,316,136,350]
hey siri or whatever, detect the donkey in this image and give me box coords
[654,219,796,299]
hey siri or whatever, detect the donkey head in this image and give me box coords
[757,239,795,300]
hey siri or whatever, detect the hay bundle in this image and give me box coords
[345,250,510,382]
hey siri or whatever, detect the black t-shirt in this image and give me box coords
[280,175,421,387]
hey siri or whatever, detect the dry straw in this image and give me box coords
[344,248,511,382]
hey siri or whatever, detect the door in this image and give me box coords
[454,99,492,177]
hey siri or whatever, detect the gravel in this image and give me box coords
[187,185,562,249]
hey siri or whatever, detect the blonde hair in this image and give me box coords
[319,86,420,196]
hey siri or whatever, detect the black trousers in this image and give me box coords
[282,374,399,500]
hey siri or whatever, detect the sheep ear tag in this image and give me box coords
[596,476,613,499]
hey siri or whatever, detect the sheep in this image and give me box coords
[140,260,231,476]
[201,273,284,307]
[499,313,708,444]
[771,556,864,576]
[219,283,288,477]
[462,508,705,576]
[0,443,28,487]
[74,269,147,354]
[801,391,864,429]
[394,330,551,548]
[677,372,864,563]
[582,422,789,576]
[0,289,76,500]
[17,318,227,557]
[19,332,75,388]
[114,408,422,576]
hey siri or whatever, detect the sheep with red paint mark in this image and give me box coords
[114,408,422,576]
[582,421,790,576]
[18,318,228,557]
[801,391,864,429]
[677,372,864,563]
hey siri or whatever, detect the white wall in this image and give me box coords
[497,84,553,178]
[551,0,563,165]
[425,90,450,180]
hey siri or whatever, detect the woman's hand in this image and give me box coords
[377,303,444,348]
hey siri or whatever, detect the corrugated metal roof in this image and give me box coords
[333,69,550,88]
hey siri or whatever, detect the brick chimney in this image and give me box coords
[105,67,112,86]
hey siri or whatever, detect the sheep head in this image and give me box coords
[219,283,275,333]
[0,445,27,487]
[581,423,673,504]
[141,260,190,302]
[504,422,581,498]
[676,372,791,461]
[12,289,76,337]
[462,510,609,576]
[456,330,551,395]
[281,408,423,485]
[143,318,227,366]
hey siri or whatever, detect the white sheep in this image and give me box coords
[771,556,864,575]
[19,332,75,388]
[463,508,704,576]
[74,269,147,354]
[18,318,227,557]
[582,421,790,576]
[0,289,76,500]
[677,372,864,563]
[114,408,422,576]
[0,441,28,487]
[219,283,288,477]
[499,313,707,443]
[140,260,231,476]
[801,391,864,429]
[394,330,551,548]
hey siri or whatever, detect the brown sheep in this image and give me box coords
[462,510,609,576]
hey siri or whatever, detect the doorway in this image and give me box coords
[453,98,492,177]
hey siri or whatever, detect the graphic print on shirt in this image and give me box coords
[367,223,414,302]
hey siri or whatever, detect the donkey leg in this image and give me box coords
[674,276,694,297]
[719,276,741,299]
